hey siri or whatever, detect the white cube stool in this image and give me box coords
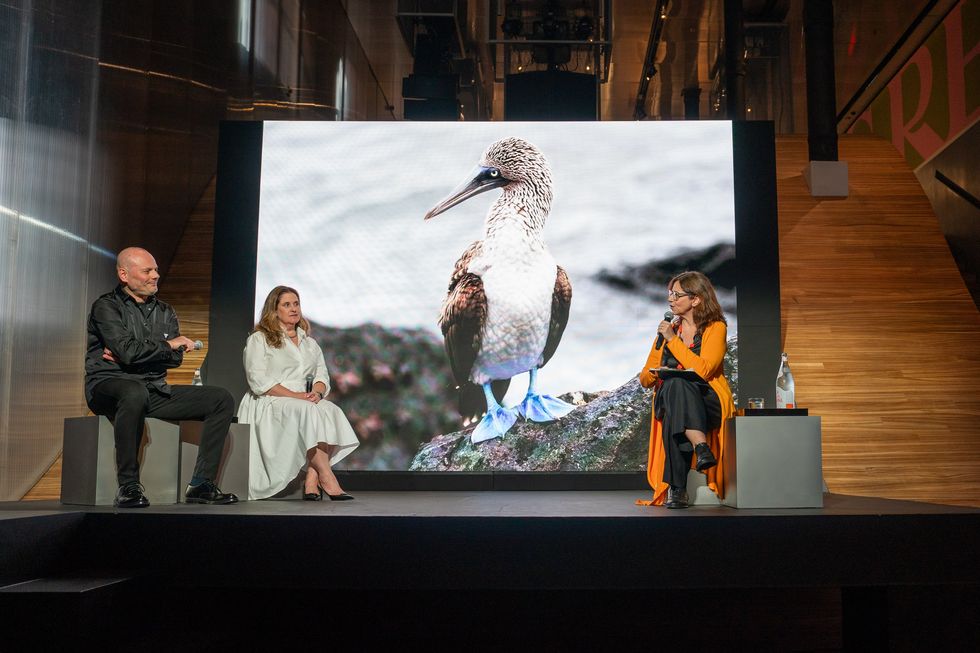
[687,468,722,506]
[722,415,823,508]
[61,416,180,506]
[178,422,252,502]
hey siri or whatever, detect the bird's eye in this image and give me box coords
[489,169,499,177]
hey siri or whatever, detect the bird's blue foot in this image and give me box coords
[471,404,518,443]
[518,392,576,422]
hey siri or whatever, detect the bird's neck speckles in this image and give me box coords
[484,181,551,239]
[508,176,553,219]
[482,218,545,253]
[470,214,549,277]
[483,210,547,252]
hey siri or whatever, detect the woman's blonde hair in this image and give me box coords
[255,285,310,348]
[668,271,727,332]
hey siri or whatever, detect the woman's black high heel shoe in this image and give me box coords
[320,486,354,501]
[303,487,323,501]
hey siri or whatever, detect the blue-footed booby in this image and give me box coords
[425,137,575,443]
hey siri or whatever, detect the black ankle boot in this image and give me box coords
[695,443,717,472]
[665,486,689,509]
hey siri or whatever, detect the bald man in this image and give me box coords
[85,247,238,507]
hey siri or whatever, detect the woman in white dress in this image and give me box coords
[238,286,359,500]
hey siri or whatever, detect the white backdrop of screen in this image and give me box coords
[256,121,735,407]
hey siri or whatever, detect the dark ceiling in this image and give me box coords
[347,0,945,129]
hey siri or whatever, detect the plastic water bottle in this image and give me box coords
[775,352,795,408]
[192,369,203,386]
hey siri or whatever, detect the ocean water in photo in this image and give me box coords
[256,122,736,403]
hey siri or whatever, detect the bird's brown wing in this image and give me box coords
[440,272,484,389]
[540,265,572,368]
[439,242,509,420]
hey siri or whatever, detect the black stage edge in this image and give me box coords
[1,493,978,648]
[336,470,648,491]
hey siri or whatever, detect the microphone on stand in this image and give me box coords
[655,310,674,350]
[305,374,314,393]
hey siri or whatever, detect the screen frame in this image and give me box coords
[208,120,781,491]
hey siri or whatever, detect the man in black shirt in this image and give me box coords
[85,247,238,508]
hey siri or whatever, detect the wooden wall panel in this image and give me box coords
[777,135,980,507]
[162,179,217,386]
[26,136,980,506]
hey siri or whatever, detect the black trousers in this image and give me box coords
[88,379,235,486]
[654,377,721,489]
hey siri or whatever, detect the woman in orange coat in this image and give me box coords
[637,271,735,508]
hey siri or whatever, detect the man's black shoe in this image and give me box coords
[665,486,689,509]
[695,443,718,472]
[184,480,239,505]
[114,482,150,509]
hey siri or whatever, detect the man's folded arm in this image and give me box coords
[93,300,180,367]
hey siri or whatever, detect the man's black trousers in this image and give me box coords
[88,379,235,486]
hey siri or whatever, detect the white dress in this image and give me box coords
[238,328,359,499]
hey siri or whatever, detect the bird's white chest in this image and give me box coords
[468,246,557,384]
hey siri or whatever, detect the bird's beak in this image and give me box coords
[424,166,509,221]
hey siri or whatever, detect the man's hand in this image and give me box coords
[166,335,198,351]
[102,347,118,363]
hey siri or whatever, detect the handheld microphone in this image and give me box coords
[178,340,204,352]
[305,374,314,393]
[655,310,674,349]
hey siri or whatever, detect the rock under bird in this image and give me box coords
[424,137,575,443]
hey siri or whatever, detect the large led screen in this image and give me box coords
[254,121,737,472]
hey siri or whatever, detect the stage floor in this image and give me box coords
[3,490,978,519]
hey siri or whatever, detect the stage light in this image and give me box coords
[532,15,569,40]
[502,17,522,38]
[574,16,593,40]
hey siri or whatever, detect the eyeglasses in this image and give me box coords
[667,291,694,300]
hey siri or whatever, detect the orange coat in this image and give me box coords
[636,320,735,506]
